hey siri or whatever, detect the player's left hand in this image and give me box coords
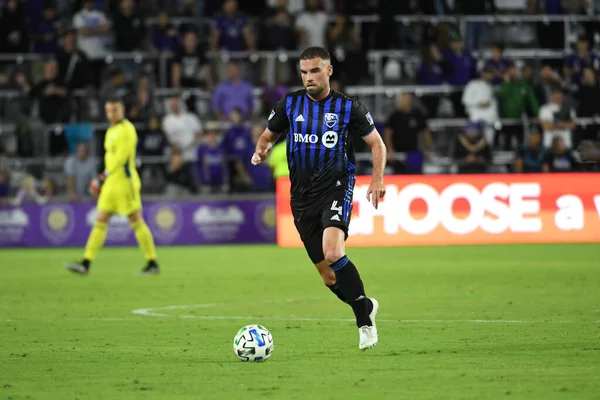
[367,181,386,209]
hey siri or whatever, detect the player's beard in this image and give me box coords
[304,80,324,95]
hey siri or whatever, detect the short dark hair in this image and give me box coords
[300,47,331,61]
[105,95,123,104]
[492,43,504,52]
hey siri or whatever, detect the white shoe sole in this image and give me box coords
[359,298,379,350]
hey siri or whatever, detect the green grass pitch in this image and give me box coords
[1,244,599,400]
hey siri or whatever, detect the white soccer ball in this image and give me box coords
[233,324,274,362]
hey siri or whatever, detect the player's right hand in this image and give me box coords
[251,151,267,165]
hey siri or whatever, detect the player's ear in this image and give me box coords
[327,64,333,78]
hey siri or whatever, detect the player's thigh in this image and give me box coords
[321,189,352,261]
[292,208,325,264]
[117,183,142,217]
[97,185,117,216]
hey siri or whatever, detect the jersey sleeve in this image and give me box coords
[105,125,135,176]
[266,98,289,134]
[349,99,376,139]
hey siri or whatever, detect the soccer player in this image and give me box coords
[578,140,600,162]
[66,97,159,275]
[251,47,386,350]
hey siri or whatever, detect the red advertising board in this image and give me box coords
[276,174,600,247]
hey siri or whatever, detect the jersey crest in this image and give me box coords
[324,113,339,129]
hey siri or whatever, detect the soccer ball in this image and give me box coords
[233,324,274,362]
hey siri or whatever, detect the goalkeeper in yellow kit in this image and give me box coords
[66,97,159,275]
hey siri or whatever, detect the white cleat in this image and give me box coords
[358,298,379,350]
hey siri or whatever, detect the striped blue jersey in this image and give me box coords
[267,89,375,209]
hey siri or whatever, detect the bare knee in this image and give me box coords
[96,211,112,223]
[128,210,142,224]
[323,246,345,265]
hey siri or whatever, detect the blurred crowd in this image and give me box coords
[0,0,599,202]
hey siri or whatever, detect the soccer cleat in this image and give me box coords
[139,262,160,275]
[359,298,379,350]
[65,262,89,276]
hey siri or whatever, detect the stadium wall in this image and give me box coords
[277,174,600,247]
[0,199,276,247]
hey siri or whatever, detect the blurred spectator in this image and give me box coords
[455,0,495,50]
[536,65,566,106]
[484,43,511,86]
[196,123,227,193]
[30,59,71,124]
[577,67,600,142]
[210,0,255,52]
[11,175,47,206]
[417,0,450,15]
[224,108,253,191]
[498,62,540,149]
[172,30,213,113]
[383,93,432,174]
[41,177,57,199]
[72,0,110,86]
[113,0,146,52]
[212,61,254,121]
[521,64,547,108]
[129,73,155,122]
[296,0,328,49]
[0,0,29,53]
[531,0,566,51]
[165,150,198,196]
[327,12,365,85]
[261,80,288,116]
[543,136,578,172]
[462,66,498,145]
[0,171,10,204]
[513,128,547,173]
[65,142,96,200]
[162,96,202,162]
[138,115,167,191]
[261,0,297,51]
[443,33,477,118]
[30,4,59,54]
[55,30,94,90]
[539,87,576,148]
[151,11,179,53]
[245,122,274,192]
[564,35,598,88]
[453,121,491,174]
[99,68,131,106]
[417,43,450,117]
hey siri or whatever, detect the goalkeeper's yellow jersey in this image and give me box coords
[104,119,140,186]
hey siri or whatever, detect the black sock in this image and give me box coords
[330,256,371,327]
[327,283,346,303]
[82,259,90,269]
[148,260,158,268]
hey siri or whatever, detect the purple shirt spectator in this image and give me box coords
[443,48,477,86]
[416,62,445,85]
[484,57,511,85]
[151,12,179,53]
[212,63,254,120]
[197,142,227,187]
[30,8,58,53]
[223,125,253,161]
[565,51,600,85]
[545,0,563,14]
[212,12,248,51]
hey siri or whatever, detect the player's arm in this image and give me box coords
[104,126,134,176]
[252,100,288,165]
[350,100,386,209]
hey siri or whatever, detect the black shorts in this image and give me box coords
[292,185,354,264]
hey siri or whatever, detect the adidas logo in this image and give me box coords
[295,114,305,122]
[336,181,341,187]
[330,214,341,221]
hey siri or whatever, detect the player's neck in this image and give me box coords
[307,86,331,102]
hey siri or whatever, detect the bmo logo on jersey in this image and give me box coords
[293,131,339,148]
[293,133,319,144]
[322,131,338,149]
